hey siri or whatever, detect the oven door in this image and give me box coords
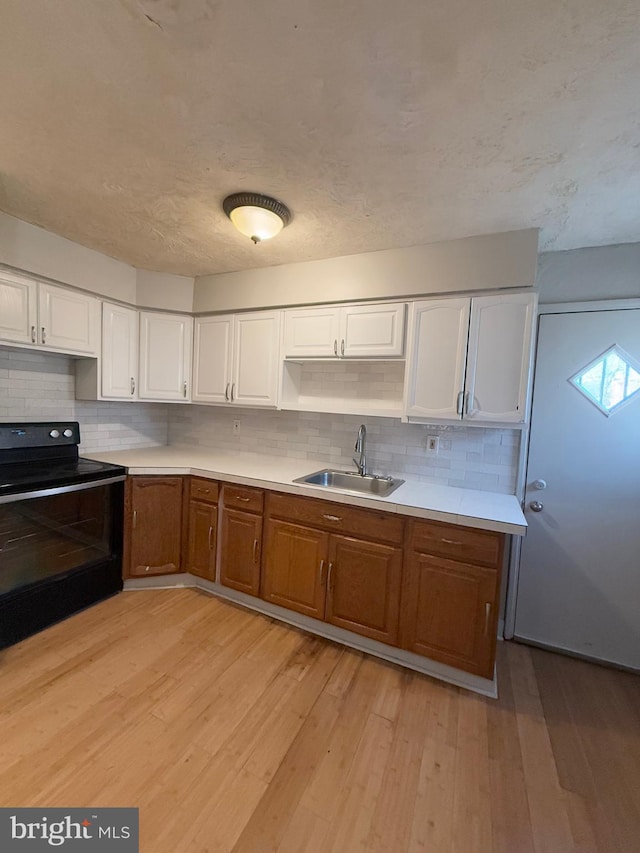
[0,477,124,648]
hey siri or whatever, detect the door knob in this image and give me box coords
[529,501,544,512]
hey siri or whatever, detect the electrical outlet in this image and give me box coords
[427,435,439,453]
[233,420,241,435]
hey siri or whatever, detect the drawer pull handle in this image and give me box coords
[225,382,230,401]
[230,383,235,402]
[208,526,213,550]
[132,510,138,529]
[333,339,338,356]
[236,496,250,502]
[130,376,135,395]
[441,538,463,546]
[31,325,36,343]
[322,514,342,522]
[340,339,345,357]
[484,602,491,636]
[253,539,259,563]
[319,559,325,584]
[456,390,464,415]
[183,380,188,398]
[41,326,46,344]
[327,561,334,591]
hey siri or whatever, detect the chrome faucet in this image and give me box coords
[353,424,367,476]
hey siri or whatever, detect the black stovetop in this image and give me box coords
[0,421,126,498]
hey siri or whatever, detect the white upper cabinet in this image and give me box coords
[464,293,536,422]
[282,306,341,358]
[0,273,99,355]
[192,316,233,404]
[139,311,193,402]
[101,302,138,399]
[0,272,37,345]
[404,292,536,424]
[404,299,470,420]
[283,302,406,359]
[193,311,281,408]
[38,284,100,355]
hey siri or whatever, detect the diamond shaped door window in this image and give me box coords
[569,344,640,416]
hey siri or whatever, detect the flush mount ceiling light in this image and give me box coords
[223,192,292,244]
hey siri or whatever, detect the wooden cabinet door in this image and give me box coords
[465,293,536,423]
[192,315,233,404]
[282,306,341,358]
[262,520,329,619]
[138,311,193,401]
[219,508,262,596]
[0,271,37,345]
[101,302,138,399]
[187,500,217,581]
[401,552,500,679]
[128,477,183,577]
[232,311,281,407]
[38,283,100,355]
[326,535,403,645]
[341,303,406,358]
[404,298,470,420]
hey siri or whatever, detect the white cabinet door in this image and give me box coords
[404,299,470,420]
[0,272,37,345]
[282,307,342,358]
[101,302,138,399]
[38,284,100,355]
[465,293,536,422]
[139,312,193,401]
[341,303,406,357]
[192,316,233,404]
[232,312,281,407]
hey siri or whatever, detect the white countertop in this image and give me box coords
[87,445,527,535]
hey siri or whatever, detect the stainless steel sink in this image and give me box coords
[293,468,405,498]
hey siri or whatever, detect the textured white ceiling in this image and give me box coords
[0,0,639,276]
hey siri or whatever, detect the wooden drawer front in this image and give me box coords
[223,484,264,514]
[267,493,404,545]
[409,519,503,568]
[190,477,219,504]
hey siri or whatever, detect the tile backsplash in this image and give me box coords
[0,349,169,451]
[1,349,520,493]
[170,405,520,494]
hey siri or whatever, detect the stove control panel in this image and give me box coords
[0,422,80,450]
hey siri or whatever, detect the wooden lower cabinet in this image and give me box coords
[219,509,262,595]
[262,520,329,618]
[187,500,217,580]
[326,535,402,645]
[126,476,184,577]
[262,509,403,645]
[400,519,504,679]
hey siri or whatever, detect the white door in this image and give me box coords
[102,302,138,399]
[38,284,100,355]
[515,307,640,669]
[232,312,281,407]
[139,312,193,401]
[192,315,233,404]
[403,298,470,420]
[465,293,535,423]
[0,272,37,345]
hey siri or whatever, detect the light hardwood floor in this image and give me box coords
[0,589,638,852]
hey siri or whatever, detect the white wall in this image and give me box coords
[538,243,640,303]
[0,211,137,302]
[136,269,195,312]
[193,229,539,313]
[0,211,195,311]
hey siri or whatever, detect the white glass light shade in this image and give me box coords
[229,205,284,242]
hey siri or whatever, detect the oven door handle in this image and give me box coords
[0,475,127,505]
